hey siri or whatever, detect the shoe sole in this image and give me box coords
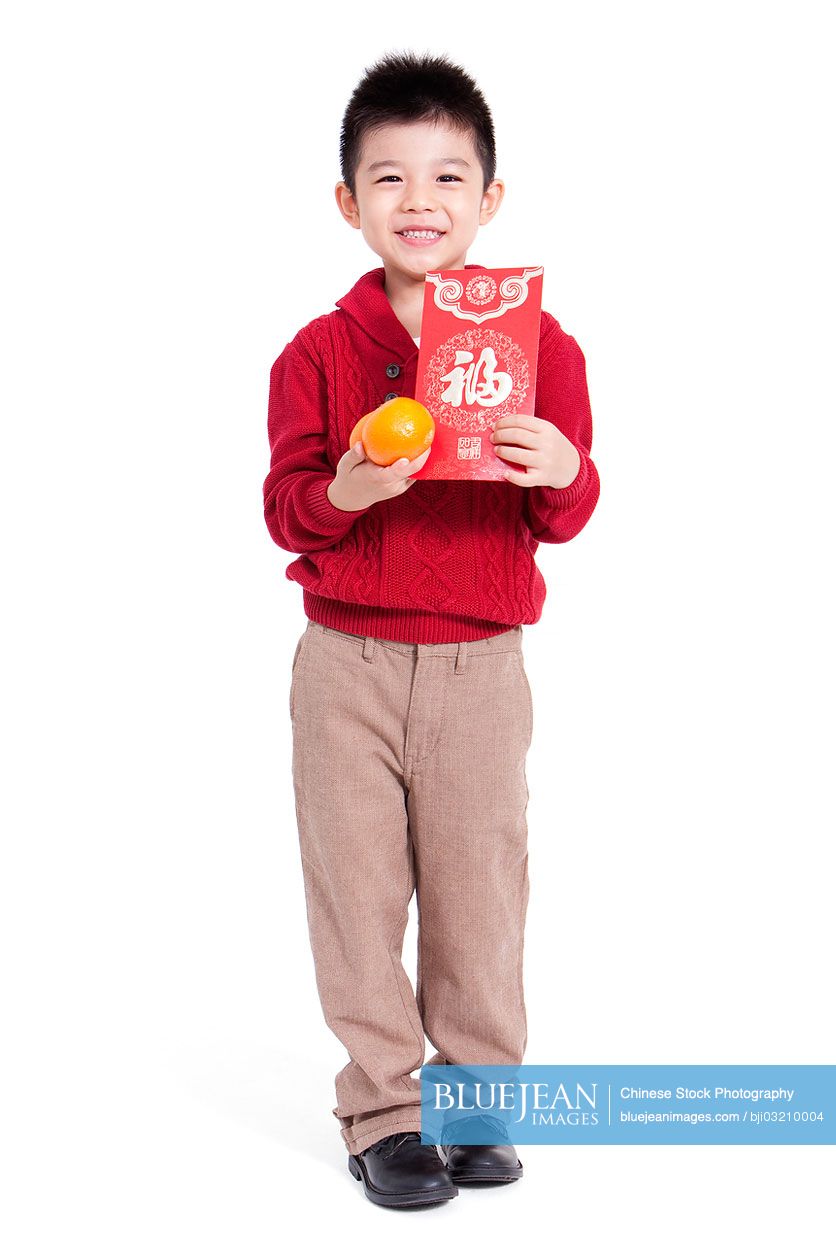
[348,1153,458,1207]
[449,1167,523,1183]
[446,1158,524,1184]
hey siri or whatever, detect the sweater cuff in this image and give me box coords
[306,474,368,533]
[531,448,592,511]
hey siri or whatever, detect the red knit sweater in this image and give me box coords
[263,266,600,643]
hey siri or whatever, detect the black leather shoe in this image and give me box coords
[440,1115,524,1183]
[348,1132,458,1207]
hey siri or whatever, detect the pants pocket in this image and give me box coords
[289,629,309,721]
[513,651,534,745]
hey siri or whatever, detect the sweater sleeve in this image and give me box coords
[522,331,601,544]
[262,333,368,553]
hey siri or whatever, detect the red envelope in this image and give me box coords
[410,266,544,481]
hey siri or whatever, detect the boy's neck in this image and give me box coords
[383,268,427,340]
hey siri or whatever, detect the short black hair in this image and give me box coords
[339,51,496,198]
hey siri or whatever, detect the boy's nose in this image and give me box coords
[399,184,440,213]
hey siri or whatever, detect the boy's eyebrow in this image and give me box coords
[365,157,472,172]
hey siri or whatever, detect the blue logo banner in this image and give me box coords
[420,1065,836,1144]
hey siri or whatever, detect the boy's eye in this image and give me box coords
[374,175,462,183]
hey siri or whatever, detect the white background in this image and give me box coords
[2,0,834,1249]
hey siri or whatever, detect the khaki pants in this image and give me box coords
[288,619,533,1156]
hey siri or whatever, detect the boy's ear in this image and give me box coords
[479,179,505,225]
[335,182,361,229]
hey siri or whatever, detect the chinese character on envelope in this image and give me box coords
[410,266,544,481]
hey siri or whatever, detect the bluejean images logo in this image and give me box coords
[419,1065,836,1145]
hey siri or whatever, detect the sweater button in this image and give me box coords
[385,363,401,379]
[384,392,399,402]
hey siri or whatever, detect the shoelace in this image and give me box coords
[442,1114,509,1143]
[374,1132,422,1159]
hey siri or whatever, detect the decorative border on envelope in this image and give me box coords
[425,267,544,324]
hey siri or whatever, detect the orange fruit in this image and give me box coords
[348,397,434,466]
[348,413,367,450]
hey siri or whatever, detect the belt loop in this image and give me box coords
[455,639,467,674]
[362,636,376,662]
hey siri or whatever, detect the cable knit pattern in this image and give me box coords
[263,266,600,644]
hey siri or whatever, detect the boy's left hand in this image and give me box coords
[490,414,582,489]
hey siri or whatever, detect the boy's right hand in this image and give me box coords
[326,441,433,512]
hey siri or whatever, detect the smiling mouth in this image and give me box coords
[396,229,446,240]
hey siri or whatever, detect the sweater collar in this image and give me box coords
[335,265,484,358]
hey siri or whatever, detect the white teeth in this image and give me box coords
[399,230,443,239]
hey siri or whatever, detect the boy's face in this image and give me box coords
[335,118,504,286]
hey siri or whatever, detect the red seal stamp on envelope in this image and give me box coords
[411,266,544,481]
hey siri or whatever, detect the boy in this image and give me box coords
[263,51,600,1207]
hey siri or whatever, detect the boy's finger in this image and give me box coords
[387,450,428,477]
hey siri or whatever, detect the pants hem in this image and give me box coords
[339,1113,426,1156]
